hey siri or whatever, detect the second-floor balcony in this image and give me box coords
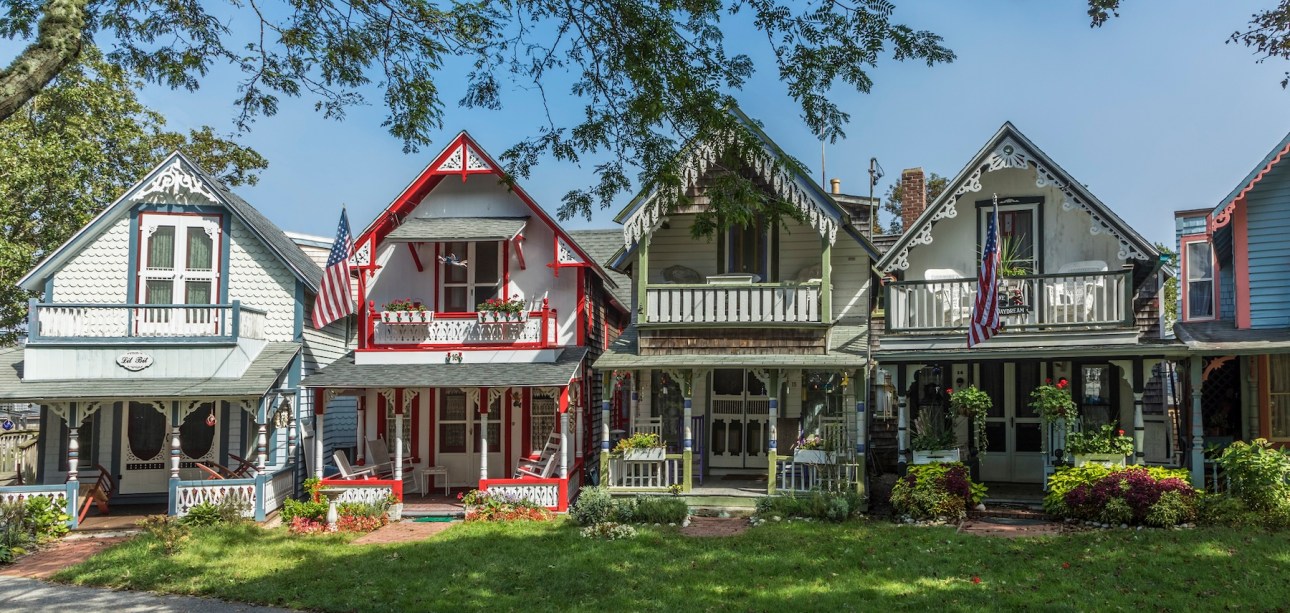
[27,301,267,344]
[643,279,824,325]
[365,300,558,349]
[884,268,1135,334]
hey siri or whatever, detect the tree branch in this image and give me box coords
[0,0,87,121]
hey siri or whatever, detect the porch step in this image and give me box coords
[969,504,1048,521]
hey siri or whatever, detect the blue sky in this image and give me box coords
[37,2,1290,244]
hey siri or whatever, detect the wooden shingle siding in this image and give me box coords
[1219,268,1235,321]
[1243,161,1290,328]
[228,218,297,341]
[52,217,130,303]
[639,327,828,355]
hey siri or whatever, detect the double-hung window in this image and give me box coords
[440,241,500,312]
[137,214,221,334]
[1183,238,1215,320]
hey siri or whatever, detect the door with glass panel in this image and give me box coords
[979,362,1044,483]
[119,401,219,494]
[709,369,770,470]
[137,214,221,336]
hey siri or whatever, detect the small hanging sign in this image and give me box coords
[116,351,154,372]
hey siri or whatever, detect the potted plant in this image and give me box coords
[793,434,835,464]
[612,432,665,461]
[1067,424,1134,467]
[381,298,431,323]
[910,405,961,464]
[947,385,991,456]
[476,297,528,323]
[1030,377,1078,461]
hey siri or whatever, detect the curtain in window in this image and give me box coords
[1188,281,1214,318]
[145,279,173,305]
[186,227,214,271]
[185,280,212,304]
[147,226,175,269]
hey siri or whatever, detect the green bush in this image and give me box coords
[281,498,328,523]
[612,496,638,524]
[1214,439,1290,516]
[889,462,984,522]
[627,496,688,524]
[1146,490,1197,528]
[755,490,864,522]
[0,501,32,564]
[22,496,69,541]
[1099,498,1133,525]
[337,498,393,519]
[570,487,616,526]
[181,497,248,527]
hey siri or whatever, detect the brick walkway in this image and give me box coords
[680,517,748,538]
[958,518,1064,538]
[349,520,459,545]
[0,537,129,580]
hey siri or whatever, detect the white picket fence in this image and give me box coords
[776,459,860,493]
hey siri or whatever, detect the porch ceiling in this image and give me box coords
[299,346,588,388]
[0,342,299,402]
[385,216,528,242]
[1175,320,1290,355]
[592,325,869,369]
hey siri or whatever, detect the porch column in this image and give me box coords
[855,368,868,500]
[171,404,183,480]
[897,393,909,474]
[766,370,780,495]
[601,380,612,487]
[629,373,640,432]
[256,400,268,475]
[394,392,404,483]
[558,386,570,479]
[820,237,832,322]
[314,398,326,479]
[1189,358,1204,487]
[1132,359,1146,465]
[356,395,366,463]
[635,235,650,326]
[66,405,80,483]
[682,370,693,492]
[479,388,490,481]
[287,397,298,462]
[575,404,584,460]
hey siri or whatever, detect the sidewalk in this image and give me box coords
[0,576,298,613]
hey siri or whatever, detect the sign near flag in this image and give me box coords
[312,209,355,329]
[968,195,1003,347]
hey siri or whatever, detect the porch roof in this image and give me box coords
[1175,320,1290,355]
[0,342,299,402]
[592,325,869,370]
[385,216,528,242]
[873,338,1187,362]
[299,347,589,388]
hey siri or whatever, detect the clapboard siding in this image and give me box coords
[646,215,719,282]
[831,238,871,324]
[52,217,131,303]
[1173,213,1207,322]
[1245,161,1290,328]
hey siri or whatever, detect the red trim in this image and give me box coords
[407,243,423,272]
[317,479,403,503]
[514,234,526,270]
[502,239,510,300]
[313,388,325,415]
[503,389,512,479]
[1234,197,1252,329]
[575,268,586,347]
[1216,141,1290,230]
[433,243,441,312]
[410,389,421,464]
[1179,234,1218,322]
[427,390,437,467]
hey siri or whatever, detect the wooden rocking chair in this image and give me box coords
[514,430,561,479]
[76,464,115,524]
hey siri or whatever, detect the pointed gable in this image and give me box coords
[877,123,1158,273]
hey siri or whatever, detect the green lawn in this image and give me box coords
[56,520,1290,611]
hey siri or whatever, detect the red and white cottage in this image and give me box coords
[299,133,627,511]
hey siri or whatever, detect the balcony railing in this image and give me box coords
[644,282,823,324]
[365,300,556,349]
[27,300,267,344]
[884,269,1134,334]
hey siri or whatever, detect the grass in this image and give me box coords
[56,519,1290,611]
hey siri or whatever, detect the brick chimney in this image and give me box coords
[900,168,926,233]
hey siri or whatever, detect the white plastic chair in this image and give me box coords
[924,268,971,327]
[1048,260,1108,323]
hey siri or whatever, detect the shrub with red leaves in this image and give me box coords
[1060,466,1197,526]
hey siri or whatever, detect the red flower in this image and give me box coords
[1118,429,1125,436]
[456,492,464,501]
[971,576,981,584]
[946,388,954,395]
[1056,378,1069,390]
[1062,562,1071,569]
[1046,378,1052,384]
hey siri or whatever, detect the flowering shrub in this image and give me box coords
[947,385,992,453]
[797,434,826,450]
[1030,378,1078,422]
[476,297,526,314]
[1044,465,1198,527]
[581,522,637,540]
[383,298,427,311]
[1066,424,1135,456]
[889,462,986,522]
[459,489,553,522]
[288,516,327,534]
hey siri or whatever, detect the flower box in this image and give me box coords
[793,450,836,464]
[477,311,528,324]
[912,448,961,465]
[381,310,433,324]
[621,448,666,462]
[1073,453,1126,468]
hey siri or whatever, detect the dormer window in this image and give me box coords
[440,241,500,312]
[138,213,221,305]
[1182,236,1215,320]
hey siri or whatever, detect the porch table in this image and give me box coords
[416,466,449,496]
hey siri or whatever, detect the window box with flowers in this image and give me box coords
[910,403,961,465]
[380,299,432,324]
[476,297,528,323]
[612,432,666,461]
[793,435,836,464]
[1068,424,1133,467]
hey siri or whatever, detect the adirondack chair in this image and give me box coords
[76,464,115,524]
[195,462,234,480]
[514,429,561,478]
[366,438,414,482]
[332,451,376,480]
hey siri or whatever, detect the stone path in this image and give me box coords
[958,517,1065,538]
[679,517,748,537]
[350,519,459,545]
[0,576,296,613]
[0,536,129,580]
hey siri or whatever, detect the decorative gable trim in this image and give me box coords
[878,126,1157,273]
[431,139,494,181]
[1212,136,1290,230]
[134,158,222,206]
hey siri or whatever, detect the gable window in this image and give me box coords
[440,241,500,312]
[138,214,221,305]
[979,199,1040,275]
[1182,237,1215,320]
[723,218,777,282]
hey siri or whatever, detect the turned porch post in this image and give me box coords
[314,397,326,479]
[172,404,184,480]
[1189,358,1204,487]
[855,368,868,499]
[897,392,909,475]
[256,400,268,475]
[558,386,571,479]
[682,370,694,492]
[601,377,612,486]
[766,370,781,495]
[479,387,490,481]
[356,395,366,464]
[629,373,640,432]
[66,405,80,483]
[394,391,404,483]
[1132,359,1146,465]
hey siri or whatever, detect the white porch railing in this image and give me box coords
[607,454,684,489]
[173,478,257,518]
[776,458,860,493]
[885,269,1133,333]
[645,283,821,324]
[0,483,78,527]
[28,300,265,343]
[369,309,555,348]
[261,467,295,517]
[481,482,561,508]
[0,431,38,485]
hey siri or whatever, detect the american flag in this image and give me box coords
[968,197,1003,347]
[312,209,355,329]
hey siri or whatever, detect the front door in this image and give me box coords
[708,369,770,470]
[979,363,1045,483]
[119,402,220,494]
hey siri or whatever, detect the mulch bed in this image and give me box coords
[349,520,458,545]
[679,517,749,538]
[0,537,129,579]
